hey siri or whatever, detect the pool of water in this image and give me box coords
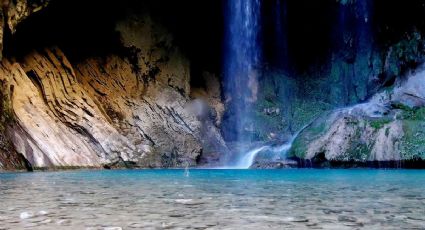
[0,169,424,229]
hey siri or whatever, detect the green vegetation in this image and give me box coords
[349,142,371,161]
[369,118,392,130]
[252,71,332,141]
[288,112,333,159]
[289,136,308,158]
[399,107,425,159]
[400,107,425,121]
[386,31,424,77]
[346,122,373,161]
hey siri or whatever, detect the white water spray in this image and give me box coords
[232,146,269,169]
[231,123,312,169]
[184,162,190,177]
[230,137,295,169]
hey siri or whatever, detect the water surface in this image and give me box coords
[0,169,424,229]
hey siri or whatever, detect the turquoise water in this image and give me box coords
[0,169,424,229]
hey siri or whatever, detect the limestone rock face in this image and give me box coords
[1,50,104,167]
[75,53,203,168]
[0,8,228,169]
[290,68,425,163]
[190,73,230,165]
[0,81,30,170]
[0,47,207,168]
[393,68,425,108]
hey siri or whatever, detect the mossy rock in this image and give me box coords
[400,107,425,159]
[369,117,392,130]
[288,111,334,159]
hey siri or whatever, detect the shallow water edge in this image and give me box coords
[1,169,424,229]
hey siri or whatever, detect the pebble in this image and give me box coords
[57,219,71,225]
[343,222,364,227]
[290,217,309,223]
[281,216,308,222]
[338,215,358,223]
[38,210,49,216]
[128,223,147,228]
[20,212,34,220]
[174,199,193,204]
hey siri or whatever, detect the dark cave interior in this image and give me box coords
[3,0,425,85]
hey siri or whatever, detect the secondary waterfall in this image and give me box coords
[232,129,302,169]
[224,0,262,143]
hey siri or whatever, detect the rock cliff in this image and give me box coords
[0,12,227,170]
[289,67,425,167]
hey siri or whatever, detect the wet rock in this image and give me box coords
[281,216,309,223]
[290,68,425,165]
[393,69,425,108]
[56,219,71,225]
[251,159,298,169]
[337,215,358,222]
[37,210,48,216]
[322,209,343,214]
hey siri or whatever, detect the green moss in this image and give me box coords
[399,107,425,159]
[344,123,374,161]
[369,118,392,130]
[398,106,425,120]
[351,142,371,161]
[288,112,333,159]
[289,137,308,158]
[401,120,425,159]
[252,110,284,140]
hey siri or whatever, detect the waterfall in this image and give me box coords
[231,134,295,169]
[232,122,313,169]
[232,146,269,169]
[223,0,296,168]
[231,144,290,169]
[224,0,262,143]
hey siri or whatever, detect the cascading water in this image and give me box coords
[223,0,262,143]
[223,0,298,169]
[232,124,310,169]
[223,0,262,167]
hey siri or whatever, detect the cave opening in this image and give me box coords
[3,0,224,91]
